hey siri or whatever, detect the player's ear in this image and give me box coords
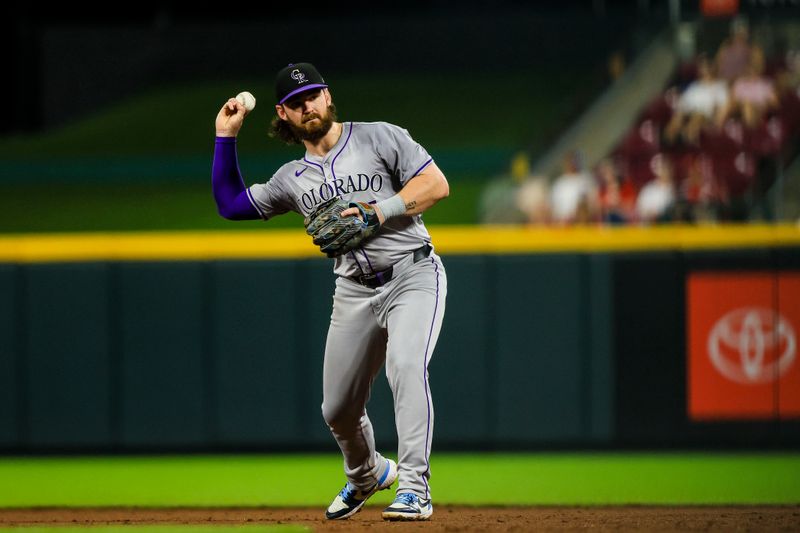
[275,104,287,120]
[323,88,332,106]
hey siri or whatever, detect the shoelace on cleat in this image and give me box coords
[339,482,376,504]
[395,493,417,506]
[338,483,356,502]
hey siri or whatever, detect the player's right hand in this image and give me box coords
[215,98,247,137]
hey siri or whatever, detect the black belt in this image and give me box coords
[348,244,432,288]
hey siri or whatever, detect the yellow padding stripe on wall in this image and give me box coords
[0,224,799,263]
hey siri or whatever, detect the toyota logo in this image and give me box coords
[707,307,796,384]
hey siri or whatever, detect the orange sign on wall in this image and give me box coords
[687,272,800,421]
[701,0,739,17]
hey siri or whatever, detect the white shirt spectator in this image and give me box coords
[677,81,729,118]
[550,172,596,222]
[516,177,551,224]
[636,178,675,222]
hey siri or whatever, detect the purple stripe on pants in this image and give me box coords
[421,256,440,499]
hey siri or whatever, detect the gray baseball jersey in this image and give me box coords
[247,121,434,277]
[245,120,446,502]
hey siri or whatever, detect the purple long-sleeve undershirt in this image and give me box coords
[212,137,262,220]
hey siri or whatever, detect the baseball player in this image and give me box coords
[211,63,448,521]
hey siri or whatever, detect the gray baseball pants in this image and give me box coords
[321,250,447,500]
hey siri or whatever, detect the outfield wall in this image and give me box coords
[1,226,799,452]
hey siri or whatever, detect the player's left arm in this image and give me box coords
[342,162,449,223]
[395,162,449,217]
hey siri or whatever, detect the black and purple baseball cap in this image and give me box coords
[275,62,328,104]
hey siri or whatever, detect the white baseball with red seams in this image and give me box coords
[236,91,256,112]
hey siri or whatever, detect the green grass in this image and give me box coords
[0,180,485,233]
[0,70,589,232]
[0,453,798,507]
[0,71,582,159]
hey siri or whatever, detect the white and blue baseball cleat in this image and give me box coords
[381,492,433,521]
[325,458,398,520]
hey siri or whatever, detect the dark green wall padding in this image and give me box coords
[1,248,798,451]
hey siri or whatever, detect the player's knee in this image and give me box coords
[321,401,360,429]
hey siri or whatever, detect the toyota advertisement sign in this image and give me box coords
[687,272,800,421]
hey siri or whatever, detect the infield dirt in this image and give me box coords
[1,506,799,531]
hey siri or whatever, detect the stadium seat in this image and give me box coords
[616,119,661,158]
[712,151,757,197]
[668,149,700,184]
[700,119,745,155]
[746,116,784,157]
[625,153,668,189]
[638,92,677,126]
[779,88,800,132]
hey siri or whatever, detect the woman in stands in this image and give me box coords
[665,55,730,145]
[731,54,779,128]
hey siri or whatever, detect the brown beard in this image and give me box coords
[269,104,338,145]
[289,113,333,142]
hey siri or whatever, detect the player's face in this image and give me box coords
[276,89,335,141]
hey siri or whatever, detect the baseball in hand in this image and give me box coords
[236,91,256,112]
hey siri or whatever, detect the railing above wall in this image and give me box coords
[1,224,799,263]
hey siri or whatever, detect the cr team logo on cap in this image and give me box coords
[291,69,308,84]
[276,62,327,104]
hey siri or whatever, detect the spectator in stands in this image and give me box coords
[772,48,800,136]
[608,50,626,82]
[596,159,636,224]
[773,49,800,102]
[550,151,599,225]
[665,55,730,145]
[678,154,721,223]
[731,54,779,128]
[516,176,551,225]
[636,155,676,223]
[716,18,763,84]
[783,49,800,89]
